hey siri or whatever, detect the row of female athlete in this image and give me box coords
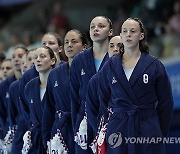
[0,16,173,154]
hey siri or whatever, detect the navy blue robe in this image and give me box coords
[25,77,46,154]
[42,62,74,152]
[70,47,109,153]
[19,62,65,125]
[86,74,102,133]
[8,80,20,127]
[0,75,16,138]
[98,53,174,154]
[19,66,39,126]
[8,80,28,153]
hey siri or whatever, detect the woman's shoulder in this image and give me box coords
[51,62,68,76]
[73,47,93,61]
[26,76,40,89]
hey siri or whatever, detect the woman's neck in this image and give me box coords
[123,45,141,60]
[56,57,61,66]
[68,58,72,68]
[14,70,22,80]
[55,52,61,66]
[93,39,109,59]
[39,69,52,88]
[122,47,141,69]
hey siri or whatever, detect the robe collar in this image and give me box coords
[81,47,109,74]
[110,52,157,104]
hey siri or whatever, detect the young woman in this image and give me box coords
[19,32,63,129]
[21,49,35,74]
[23,46,56,153]
[7,49,34,154]
[70,16,113,153]
[41,32,64,66]
[0,46,28,153]
[86,35,122,153]
[86,35,122,133]
[98,18,173,153]
[42,29,87,153]
[0,59,14,151]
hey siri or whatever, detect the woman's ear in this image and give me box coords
[109,29,113,37]
[120,33,122,38]
[58,46,63,53]
[140,33,144,40]
[51,58,56,66]
[82,44,87,51]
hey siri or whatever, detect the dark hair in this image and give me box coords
[65,29,88,45]
[14,45,28,53]
[0,53,5,63]
[119,17,150,54]
[26,48,36,56]
[29,48,36,52]
[93,16,113,29]
[44,32,64,60]
[1,58,11,63]
[45,32,63,46]
[37,46,57,68]
[21,48,35,57]
[101,16,113,30]
[0,59,12,70]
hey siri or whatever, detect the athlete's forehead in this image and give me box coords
[122,19,140,30]
[109,36,121,44]
[42,34,58,42]
[90,16,109,25]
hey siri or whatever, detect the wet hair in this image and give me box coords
[1,59,11,63]
[27,48,36,56]
[44,32,63,46]
[14,45,28,53]
[99,16,113,30]
[37,46,57,68]
[102,16,113,39]
[65,29,88,46]
[0,53,5,64]
[44,32,64,60]
[29,48,36,52]
[0,59,12,71]
[119,17,150,54]
[20,48,35,58]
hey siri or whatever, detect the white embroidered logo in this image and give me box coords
[81,69,85,76]
[30,99,34,104]
[54,81,58,87]
[143,74,148,84]
[74,116,87,150]
[6,92,9,98]
[48,130,68,154]
[112,77,117,84]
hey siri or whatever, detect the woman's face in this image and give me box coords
[11,48,26,71]
[1,60,13,80]
[26,51,34,69]
[34,47,55,73]
[108,36,121,57]
[64,31,86,59]
[120,19,144,49]
[89,16,112,42]
[41,34,61,54]
[21,54,27,74]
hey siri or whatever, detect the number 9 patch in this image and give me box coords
[143,74,148,84]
